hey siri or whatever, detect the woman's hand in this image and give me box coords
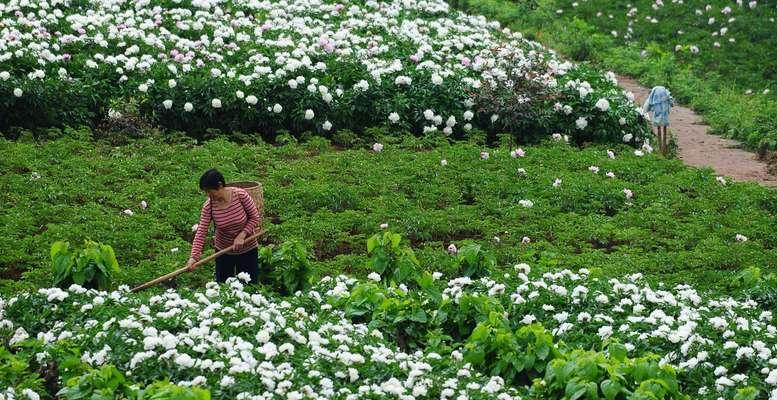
[233,232,246,250]
[186,257,197,272]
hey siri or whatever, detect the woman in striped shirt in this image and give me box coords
[186,169,261,283]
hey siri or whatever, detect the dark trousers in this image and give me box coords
[215,247,259,284]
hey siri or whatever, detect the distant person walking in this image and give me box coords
[187,169,261,283]
[642,85,674,155]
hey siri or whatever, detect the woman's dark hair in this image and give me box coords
[199,168,226,191]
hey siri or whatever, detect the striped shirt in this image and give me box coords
[190,187,261,261]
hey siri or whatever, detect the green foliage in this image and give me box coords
[455,242,496,278]
[728,266,777,309]
[258,240,312,295]
[131,381,211,400]
[465,316,560,385]
[58,365,135,400]
[51,240,120,290]
[533,345,685,400]
[366,231,421,284]
[1,135,775,296]
[0,344,46,394]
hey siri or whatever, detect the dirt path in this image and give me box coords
[617,75,777,187]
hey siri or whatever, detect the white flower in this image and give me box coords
[372,143,383,152]
[623,133,633,142]
[447,243,458,254]
[511,148,525,158]
[623,188,633,200]
[490,114,499,123]
[245,95,258,105]
[716,176,727,185]
[138,84,148,92]
[735,234,748,242]
[553,178,562,188]
[618,117,627,125]
[235,90,244,99]
[431,74,443,85]
[446,116,456,127]
[140,200,148,209]
[191,224,199,232]
[598,325,613,339]
[273,104,283,113]
[123,209,134,216]
[595,98,610,112]
[519,199,534,208]
[162,100,173,110]
[14,88,23,97]
[171,248,179,253]
[589,166,600,174]
[463,110,474,120]
[168,79,177,88]
[380,223,388,229]
[607,150,615,159]
[184,102,193,112]
[304,109,314,120]
[388,112,400,123]
[220,376,235,388]
[517,168,527,176]
[521,236,531,244]
[606,172,616,178]
[480,151,489,160]
[0,71,10,81]
[575,117,588,130]
[322,120,332,131]
[367,272,381,282]
[211,98,222,108]
[440,159,448,166]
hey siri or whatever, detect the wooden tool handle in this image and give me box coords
[130,229,265,293]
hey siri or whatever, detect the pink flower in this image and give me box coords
[334,3,344,11]
[409,54,419,62]
[461,57,471,66]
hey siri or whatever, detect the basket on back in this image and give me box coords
[226,181,264,228]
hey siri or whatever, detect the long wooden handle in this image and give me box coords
[130,229,265,293]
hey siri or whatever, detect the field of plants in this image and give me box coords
[2,0,777,399]
[0,0,649,145]
[451,0,777,153]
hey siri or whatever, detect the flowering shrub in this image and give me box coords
[0,0,648,144]
[4,250,777,399]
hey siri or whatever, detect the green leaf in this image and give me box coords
[409,309,427,323]
[601,379,622,400]
[367,235,378,253]
[608,342,628,362]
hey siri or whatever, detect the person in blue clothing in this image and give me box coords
[642,86,674,155]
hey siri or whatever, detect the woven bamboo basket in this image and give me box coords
[226,181,264,227]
